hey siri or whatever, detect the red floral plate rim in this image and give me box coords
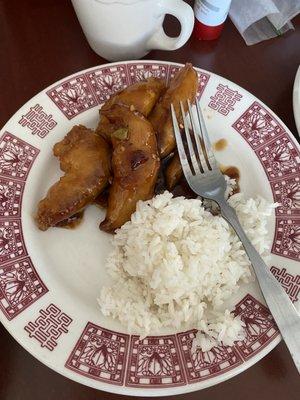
[0,60,299,396]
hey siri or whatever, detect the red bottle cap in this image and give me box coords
[193,18,225,41]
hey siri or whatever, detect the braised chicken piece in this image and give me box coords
[149,63,198,158]
[100,105,160,233]
[96,77,166,141]
[55,211,84,229]
[166,157,242,193]
[165,153,183,190]
[36,125,111,231]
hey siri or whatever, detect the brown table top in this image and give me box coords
[0,0,300,399]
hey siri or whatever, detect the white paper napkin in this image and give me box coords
[229,0,300,45]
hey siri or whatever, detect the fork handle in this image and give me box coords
[219,199,300,373]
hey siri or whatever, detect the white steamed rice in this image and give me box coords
[99,190,276,351]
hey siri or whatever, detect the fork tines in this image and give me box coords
[171,100,217,176]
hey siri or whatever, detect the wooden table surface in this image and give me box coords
[0,1,299,399]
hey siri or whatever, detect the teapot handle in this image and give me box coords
[147,0,194,51]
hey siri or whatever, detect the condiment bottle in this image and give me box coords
[193,0,232,41]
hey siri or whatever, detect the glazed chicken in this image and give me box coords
[36,64,202,234]
[165,153,183,190]
[36,125,111,230]
[100,105,160,232]
[149,63,198,158]
[96,77,166,141]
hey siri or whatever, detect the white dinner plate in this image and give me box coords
[0,60,299,396]
[293,66,300,135]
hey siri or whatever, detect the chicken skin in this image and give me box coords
[100,105,160,233]
[165,153,183,190]
[96,77,165,141]
[149,64,198,158]
[36,125,111,231]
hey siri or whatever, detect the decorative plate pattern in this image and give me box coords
[177,330,242,383]
[0,219,27,264]
[209,83,242,116]
[0,61,299,396]
[271,266,300,303]
[25,303,72,350]
[0,177,24,218]
[256,135,300,181]
[18,104,57,139]
[0,257,47,320]
[126,335,186,387]
[128,63,168,83]
[47,75,98,119]
[0,132,39,181]
[66,323,129,386]
[272,218,300,261]
[232,102,285,150]
[271,176,300,216]
[86,65,129,104]
[233,294,279,360]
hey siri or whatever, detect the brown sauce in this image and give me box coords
[220,165,240,181]
[171,178,196,199]
[169,163,240,200]
[213,138,228,152]
[220,165,240,194]
[155,153,173,195]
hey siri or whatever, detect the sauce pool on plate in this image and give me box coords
[213,138,228,151]
[220,165,240,194]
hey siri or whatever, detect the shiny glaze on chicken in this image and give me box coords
[100,105,160,232]
[149,63,198,158]
[36,125,111,230]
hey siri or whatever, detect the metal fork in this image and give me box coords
[171,100,300,373]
